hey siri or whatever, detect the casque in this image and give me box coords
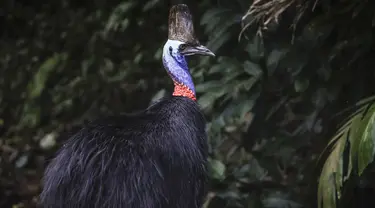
[40,4,215,208]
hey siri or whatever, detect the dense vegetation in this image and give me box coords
[1,0,375,207]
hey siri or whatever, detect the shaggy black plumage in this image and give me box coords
[40,4,215,207]
[40,96,208,208]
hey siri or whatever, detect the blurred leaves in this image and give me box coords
[200,0,375,207]
[200,6,242,52]
[104,2,135,35]
[27,53,67,100]
[0,1,173,206]
[262,193,303,208]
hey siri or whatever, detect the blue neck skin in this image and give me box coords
[162,39,196,95]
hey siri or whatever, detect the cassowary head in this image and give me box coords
[165,4,215,58]
[162,4,215,100]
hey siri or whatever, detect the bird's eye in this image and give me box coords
[179,44,187,51]
[169,46,173,54]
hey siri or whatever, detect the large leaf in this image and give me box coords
[318,132,347,208]
[357,107,375,174]
[318,97,375,208]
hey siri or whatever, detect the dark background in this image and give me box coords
[1,0,375,207]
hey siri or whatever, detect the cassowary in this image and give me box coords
[40,4,215,208]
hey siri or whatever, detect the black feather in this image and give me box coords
[40,96,208,208]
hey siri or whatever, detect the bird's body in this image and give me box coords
[41,97,207,208]
[40,4,215,208]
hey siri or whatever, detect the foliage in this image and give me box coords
[211,0,375,207]
[1,0,375,207]
[318,96,375,208]
[1,0,172,206]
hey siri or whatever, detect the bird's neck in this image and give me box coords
[162,50,196,101]
[172,81,196,101]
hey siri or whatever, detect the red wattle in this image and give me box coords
[172,81,196,101]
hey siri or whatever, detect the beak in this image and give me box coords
[181,45,215,57]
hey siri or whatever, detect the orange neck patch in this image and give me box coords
[172,81,196,101]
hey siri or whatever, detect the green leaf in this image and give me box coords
[208,158,226,180]
[207,32,232,52]
[246,35,265,61]
[208,57,241,74]
[318,99,375,208]
[200,8,231,26]
[150,89,166,104]
[243,61,263,78]
[208,64,224,74]
[318,134,347,208]
[267,49,287,72]
[223,70,242,83]
[195,81,223,93]
[39,132,57,150]
[142,0,160,12]
[28,53,65,99]
[346,114,362,179]
[104,2,135,33]
[154,46,163,60]
[357,110,375,174]
[198,90,225,110]
[210,16,237,40]
[294,79,310,93]
[134,53,143,64]
[15,154,29,168]
[241,78,258,91]
[248,157,267,180]
[263,194,302,208]
[238,99,256,122]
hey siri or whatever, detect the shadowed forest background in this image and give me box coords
[1,0,375,207]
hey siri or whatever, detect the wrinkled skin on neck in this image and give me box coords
[162,39,196,100]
